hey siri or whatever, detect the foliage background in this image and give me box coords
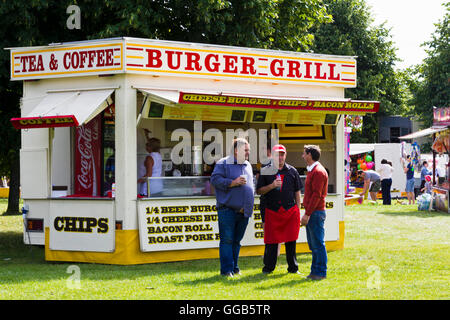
[0,0,448,213]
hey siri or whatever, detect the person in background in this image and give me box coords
[421,175,433,194]
[378,159,394,205]
[404,155,415,205]
[137,132,163,197]
[358,169,381,203]
[301,145,328,281]
[104,150,115,196]
[210,138,254,277]
[258,142,272,228]
[256,144,302,275]
[420,161,432,192]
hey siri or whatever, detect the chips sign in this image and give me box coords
[10,38,357,87]
[179,93,379,113]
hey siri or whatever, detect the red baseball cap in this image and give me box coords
[425,175,431,182]
[272,144,286,153]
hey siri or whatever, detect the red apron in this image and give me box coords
[264,205,300,244]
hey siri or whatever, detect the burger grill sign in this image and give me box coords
[10,38,357,87]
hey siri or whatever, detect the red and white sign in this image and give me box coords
[178,92,379,113]
[125,41,357,87]
[11,42,123,80]
[74,114,102,196]
[10,115,78,129]
[10,39,357,87]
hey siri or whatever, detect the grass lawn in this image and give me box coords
[0,199,449,300]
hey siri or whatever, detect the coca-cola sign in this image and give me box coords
[74,113,102,196]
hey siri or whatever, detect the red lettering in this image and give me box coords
[88,50,96,68]
[96,50,105,67]
[36,55,44,71]
[20,56,28,72]
[328,63,340,80]
[314,62,327,79]
[28,56,36,72]
[240,56,256,75]
[105,49,114,66]
[71,52,79,69]
[205,54,220,72]
[185,52,202,71]
[287,60,301,78]
[19,55,44,72]
[63,52,71,69]
[79,51,88,68]
[223,55,238,73]
[166,50,182,69]
[145,49,162,68]
[270,59,284,77]
[304,61,313,79]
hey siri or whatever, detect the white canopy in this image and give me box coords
[11,88,115,129]
[399,126,448,140]
[349,143,375,156]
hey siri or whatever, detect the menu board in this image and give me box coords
[137,196,339,252]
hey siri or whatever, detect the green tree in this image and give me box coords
[410,2,449,129]
[309,0,403,143]
[1,0,331,214]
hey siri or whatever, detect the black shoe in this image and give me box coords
[306,274,326,280]
[222,272,234,277]
[288,270,300,274]
[262,269,273,275]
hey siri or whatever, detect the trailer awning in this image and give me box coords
[399,126,448,140]
[137,88,179,105]
[11,88,115,129]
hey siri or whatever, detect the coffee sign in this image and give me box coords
[11,42,123,80]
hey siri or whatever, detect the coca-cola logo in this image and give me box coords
[76,121,99,195]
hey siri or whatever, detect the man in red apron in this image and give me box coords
[256,144,302,274]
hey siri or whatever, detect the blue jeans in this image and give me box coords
[305,210,327,277]
[406,178,415,192]
[217,207,249,275]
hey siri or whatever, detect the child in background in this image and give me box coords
[421,175,432,194]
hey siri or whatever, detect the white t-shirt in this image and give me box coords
[378,163,394,180]
[139,152,163,196]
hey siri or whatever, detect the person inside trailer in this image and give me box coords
[138,129,163,197]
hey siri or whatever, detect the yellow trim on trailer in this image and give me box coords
[44,221,344,265]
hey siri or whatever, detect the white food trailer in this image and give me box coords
[350,143,413,197]
[8,37,379,264]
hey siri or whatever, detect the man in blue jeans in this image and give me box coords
[301,145,328,280]
[210,138,254,277]
[404,155,415,205]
